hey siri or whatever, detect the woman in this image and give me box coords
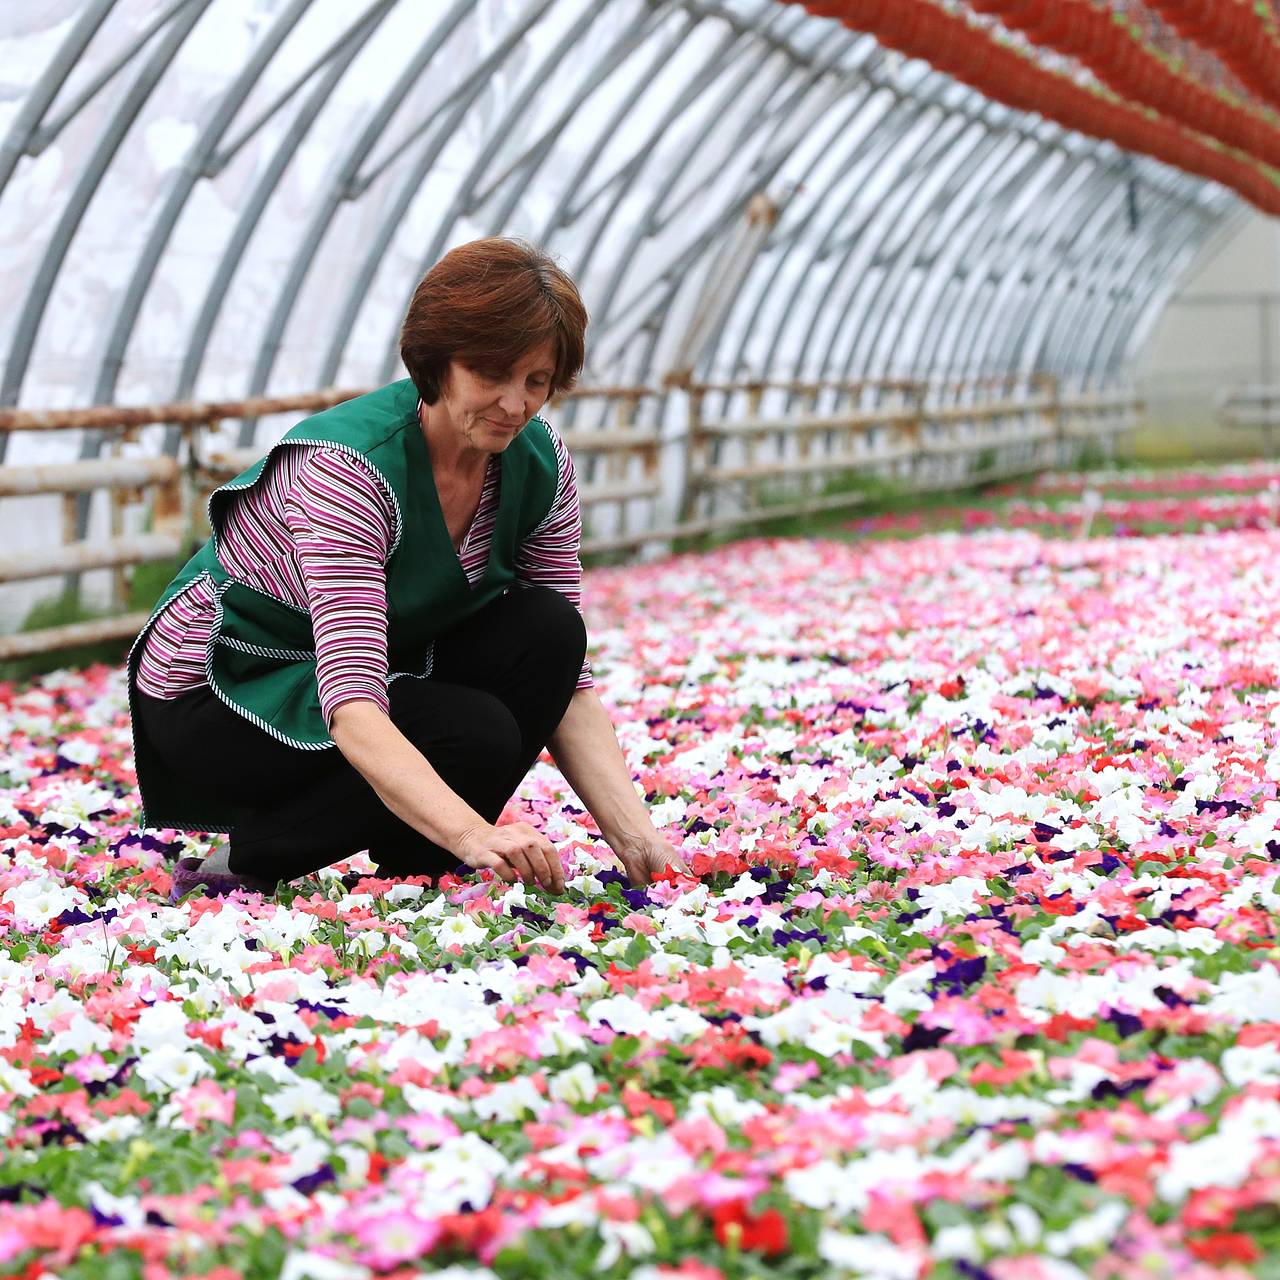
[128,238,686,900]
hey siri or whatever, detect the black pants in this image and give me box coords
[135,585,587,884]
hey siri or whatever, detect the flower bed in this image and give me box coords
[1,496,1279,1277]
[852,463,1280,540]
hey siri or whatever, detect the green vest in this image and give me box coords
[127,378,559,833]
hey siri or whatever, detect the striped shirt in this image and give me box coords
[135,414,593,727]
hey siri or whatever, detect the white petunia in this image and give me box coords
[1,877,86,929]
[596,1219,655,1269]
[471,1075,548,1122]
[431,912,489,948]
[817,1230,922,1279]
[83,1182,146,1229]
[134,1044,214,1092]
[1222,1042,1280,1087]
[279,1251,371,1280]
[1044,1201,1128,1256]
[1205,966,1280,1021]
[265,1078,341,1123]
[548,1062,599,1106]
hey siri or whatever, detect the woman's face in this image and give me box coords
[437,341,557,455]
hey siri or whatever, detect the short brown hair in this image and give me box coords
[399,238,587,405]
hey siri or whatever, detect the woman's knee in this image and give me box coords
[511,585,587,672]
[394,683,523,775]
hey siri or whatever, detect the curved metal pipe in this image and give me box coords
[702,81,897,394]
[953,161,1122,380]
[802,109,971,389]
[887,143,1068,381]
[168,0,407,450]
[0,0,211,413]
[91,0,318,406]
[838,124,1014,382]
[236,0,488,442]
[922,149,1094,380]
[690,78,884,385]
[753,98,938,400]
[604,19,870,392]
[0,0,115,199]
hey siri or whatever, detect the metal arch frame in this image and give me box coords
[238,0,505,442]
[797,108,976,392]
[1079,197,1223,382]
[1081,179,1231,380]
[1038,184,1181,377]
[92,0,379,407]
[824,115,1000,387]
[0,0,116,199]
[542,6,771,321]
[950,167,1122,382]
[0,0,211,418]
[527,8,706,250]
[941,155,1106,383]
[0,0,1244,473]
[703,81,909,395]
[838,124,1025,385]
[1090,222,1209,381]
[552,2,807,386]
[1039,184,1195,381]
[532,0,810,413]
[1114,199,1247,377]
[892,144,1074,384]
[824,105,1034,389]
[168,0,402,442]
[855,130,1039,382]
[922,137,1130,381]
[584,13,875,394]
[850,133,1114,389]
[752,100,951,401]
[1043,162,1235,381]
[984,173,1132,380]
[472,8,694,242]
[363,0,660,390]
[313,0,625,392]
[690,77,889,389]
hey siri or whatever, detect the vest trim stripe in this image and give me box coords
[203,580,335,752]
[216,635,316,661]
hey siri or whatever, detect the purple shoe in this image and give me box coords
[169,856,277,904]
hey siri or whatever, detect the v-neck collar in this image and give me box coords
[455,456,499,561]
[409,400,512,593]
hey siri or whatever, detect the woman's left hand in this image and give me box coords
[608,834,690,887]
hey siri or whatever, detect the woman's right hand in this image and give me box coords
[454,821,565,894]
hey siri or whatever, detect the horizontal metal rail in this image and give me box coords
[0,378,1137,660]
[0,531,186,584]
[1218,385,1280,456]
[0,612,153,663]
[0,388,364,434]
[1219,386,1280,425]
[0,456,178,497]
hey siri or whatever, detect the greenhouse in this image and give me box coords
[0,1,1279,1276]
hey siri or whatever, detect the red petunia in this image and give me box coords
[710,1199,788,1255]
[1187,1231,1262,1265]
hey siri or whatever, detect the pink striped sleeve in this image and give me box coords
[514,421,594,690]
[284,448,394,728]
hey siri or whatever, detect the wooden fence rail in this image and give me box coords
[1219,386,1280,454]
[0,376,1138,661]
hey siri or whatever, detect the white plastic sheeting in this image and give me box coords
[0,0,1241,623]
[0,0,1236,412]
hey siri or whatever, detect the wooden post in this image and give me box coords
[677,384,706,533]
